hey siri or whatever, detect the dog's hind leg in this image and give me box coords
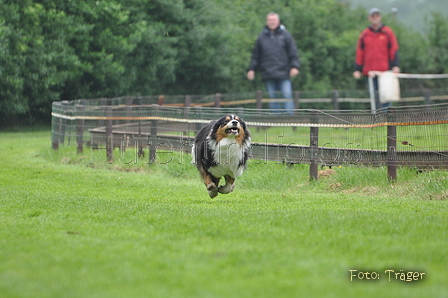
[218,175,235,194]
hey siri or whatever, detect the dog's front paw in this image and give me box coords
[206,183,216,191]
[218,184,234,194]
[207,183,218,198]
[208,188,218,198]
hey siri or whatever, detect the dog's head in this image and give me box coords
[212,114,248,142]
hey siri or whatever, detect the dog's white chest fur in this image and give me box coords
[208,137,245,178]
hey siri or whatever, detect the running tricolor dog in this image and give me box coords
[192,114,251,198]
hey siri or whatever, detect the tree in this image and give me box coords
[427,13,448,74]
[0,0,447,125]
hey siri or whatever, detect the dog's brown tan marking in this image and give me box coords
[199,165,213,185]
[215,126,228,142]
[199,165,217,188]
[224,175,235,185]
[235,128,245,144]
[197,165,219,197]
[203,174,215,188]
[218,175,235,194]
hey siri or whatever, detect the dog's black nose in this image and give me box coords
[231,120,238,125]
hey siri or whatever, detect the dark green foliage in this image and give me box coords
[0,0,447,124]
[341,0,448,33]
[427,13,448,74]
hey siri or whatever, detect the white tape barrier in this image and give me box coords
[369,72,448,110]
[368,71,448,79]
[396,73,448,79]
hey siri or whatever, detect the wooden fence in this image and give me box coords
[51,99,448,181]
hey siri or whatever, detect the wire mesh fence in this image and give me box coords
[51,92,448,180]
[52,92,448,177]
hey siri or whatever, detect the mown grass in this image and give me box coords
[0,130,447,298]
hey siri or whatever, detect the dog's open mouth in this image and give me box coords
[225,127,239,135]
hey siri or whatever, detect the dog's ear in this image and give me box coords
[205,120,220,139]
[212,119,222,131]
[213,116,229,130]
[238,117,247,130]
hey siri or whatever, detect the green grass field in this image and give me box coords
[1,129,447,298]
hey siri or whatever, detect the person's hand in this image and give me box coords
[392,66,400,73]
[353,71,362,79]
[290,68,299,77]
[247,70,255,81]
[368,70,382,77]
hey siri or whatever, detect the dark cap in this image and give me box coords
[369,8,381,16]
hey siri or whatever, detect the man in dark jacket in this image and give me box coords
[247,12,300,113]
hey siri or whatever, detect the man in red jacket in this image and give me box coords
[353,8,400,109]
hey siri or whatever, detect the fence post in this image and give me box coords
[293,90,300,110]
[194,106,203,134]
[256,90,263,110]
[309,126,319,181]
[99,98,107,128]
[215,93,221,107]
[185,95,191,107]
[149,105,158,164]
[309,111,319,180]
[52,102,61,150]
[125,96,133,125]
[52,121,60,150]
[387,107,397,181]
[137,97,142,137]
[424,89,432,106]
[332,90,339,110]
[105,105,113,162]
[59,101,69,145]
[76,101,85,154]
[184,95,192,134]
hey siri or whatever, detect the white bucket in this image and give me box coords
[379,71,400,103]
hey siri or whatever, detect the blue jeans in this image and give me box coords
[265,79,294,114]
